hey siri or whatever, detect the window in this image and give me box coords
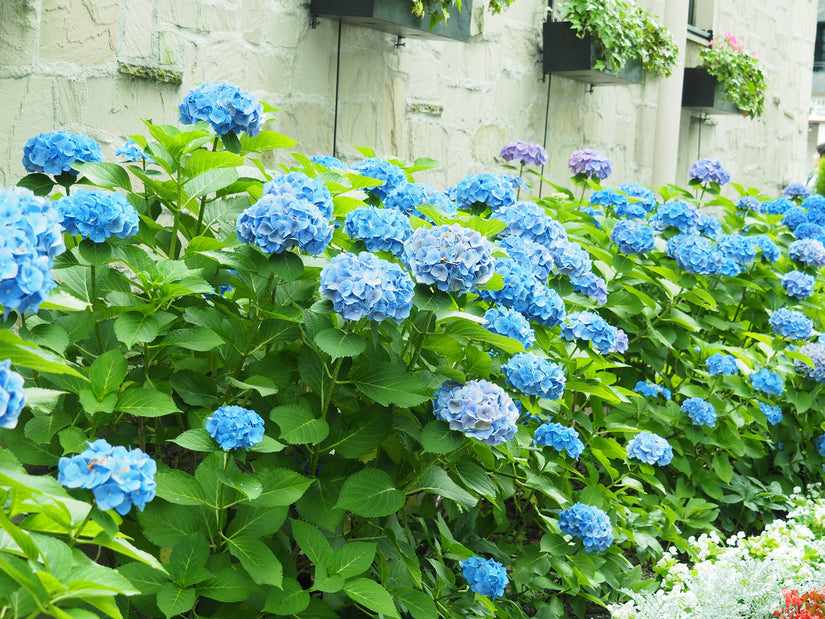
[815,22,825,72]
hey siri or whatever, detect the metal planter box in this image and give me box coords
[310,0,473,42]
[542,21,644,86]
[681,67,741,115]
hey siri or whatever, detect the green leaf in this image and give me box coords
[395,586,438,619]
[240,130,297,153]
[343,578,400,618]
[168,532,212,587]
[271,404,329,445]
[17,173,55,196]
[443,318,525,354]
[118,562,168,595]
[116,389,180,418]
[89,350,127,400]
[335,469,405,517]
[227,505,288,539]
[0,338,83,377]
[226,536,283,587]
[137,502,207,548]
[328,408,392,459]
[156,582,196,619]
[712,454,734,484]
[113,312,159,349]
[220,131,241,154]
[198,567,254,603]
[169,428,217,452]
[419,465,478,509]
[314,328,367,360]
[159,328,224,352]
[251,468,313,507]
[227,375,279,397]
[155,470,211,506]
[72,161,132,191]
[330,542,376,579]
[350,362,430,407]
[24,411,70,444]
[262,577,310,615]
[290,519,333,567]
[183,167,239,199]
[454,459,498,499]
[420,420,464,454]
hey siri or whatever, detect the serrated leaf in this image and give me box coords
[251,467,313,507]
[113,312,159,349]
[72,161,132,191]
[420,420,464,454]
[116,389,179,418]
[89,350,127,400]
[344,578,400,618]
[156,582,196,618]
[314,329,367,360]
[198,567,254,603]
[290,519,333,567]
[262,577,310,615]
[183,167,239,200]
[350,362,430,407]
[169,428,217,452]
[155,470,211,506]
[395,586,438,619]
[443,318,525,354]
[227,505,288,539]
[17,172,54,196]
[328,408,392,459]
[335,469,405,517]
[419,465,478,509]
[271,404,329,445]
[330,542,376,579]
[240,130,297,153]
[227,375,279,397]
[226,536,283,587]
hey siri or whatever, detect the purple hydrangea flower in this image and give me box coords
[58,190,139,243]
[789,238,825,267]
[263,171,334,219]
[405,224,493,293]
[459,556,508,599]
[432,380,520,446]
[649,200,700,232]
[681,397,717,427]
[568,149,612,180]
[178,82,263,136]
[706,353,738,376]
[499,140,547,166]
[627,431,673,466]
[22,131,103,176]
[452,173,517,211]
[610,220,655,255]
[634,380,671,400]
[319,252,414,323]
[502,352,566,400]
[0,359,26,429]
[558,502,613,552]
[534,422,584,459]
[689,158,730,186]
[749,369,784,396]
[343,206,411,257]
[483,307,535,349]
[570,272,608,305]
[236,193,333,255]
[769,308,813,341]
[760,402,782,425]
[351,158,408,201]
[795,342,825,382]
[782,182,812,200]
[782,270,815,299]
[206,405,265,450]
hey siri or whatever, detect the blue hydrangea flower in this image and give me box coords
[789,238,825,267]
[696,214,723,238]
[115,139,154,163]
[762,197,794,215]
[749,369,784,396]
[760,402,783,425]
[769,308,813,341]
[782,270,815,299]
[618,183,657,214]
[22,131,103,176]
[794,342,825,382]
[236,193,333,255]
[718,234,757,265]
[58,439,157,515]
[818,434,825,457]
[749,234,781,263]
[706,353,738,376]
[783,206,809,230]
[782,182,812,200]
[0,359,26,429]
[499,235,554,283]
[0,186,65,317]
[494,202,568,250]
[551,241,592,278]
[591,190,639,218]
[649,201,700,232]
[561,312,620,354]
[483,307,535,349]
[475,258,535,310]
[568,149,612,180]
[634,380,671,400]
[570,272,608,305]
[319,252,414,323]
[459,556,508,599]
[689,158,730,186]
[671,234,725,275]
[534,422,584,459]
[452,173,517,211]
[205,405,265,450]
[580,206,604,229]
[627,431,673,466]
[351,158,408,201]
[384,183,456,218]
[803,194,825,211]
[405,224,493,293]
[432,380,520,446]
[610,220,655,255]
[499,140,547,166]
[558,502,613,552]
[614,328,629,354]
[681,398,717,427]
[736,195,761,212]
[343,206,411,256]
[58,190,139,243]
[519,284,566,328]
[311,154,345,169]
[502,352,566,400]
[794,222,825,243]
[178,82,263,136]
[262,171,334,219]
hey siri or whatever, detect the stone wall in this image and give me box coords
[0,0,818,196]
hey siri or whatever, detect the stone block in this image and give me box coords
[278,103,334,159]
[0,0,38,66]
[338,101,381,153]
[39,0,117,65]
[290,39,336,98]
[82,76,178,134]
[246,52,293,93]
[157,0,237,33]
[242,0,267,45]
[260,9,305,48]
[55,78,86,125]
[122,0,154,59]
[381,76,406,155]
[206,38,252,82]
[338,53,388,100]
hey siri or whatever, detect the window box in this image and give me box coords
[681,67,740,115]
[310,0,473,42]
[542,21,644,86]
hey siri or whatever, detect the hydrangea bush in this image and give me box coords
[5,85,825,619]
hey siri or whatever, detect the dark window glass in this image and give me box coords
[688,0,696,26]
[816,23,825,72]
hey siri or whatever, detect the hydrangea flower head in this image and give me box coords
[452,173,517,211]
[782,270,815,299]
[22,131,103,176]
[534,422,584,459]
[459,556,508,599]
[502,352,566,400]
[499,235,554,283]
[769,308,814,341]
[736,195,761,212]
[115,139,154,163]
[706,353,738,376]
[749,369,784,396]
[384,183,456,219]
[494,202,568,249]
[627,432,673,466]
[789,238,825,267]
[0,186,65,317]
[782,182,812,200]
[570,272,608,305]
[236,193,333,255]
[681,398,717,427]
[618,183,657,214]
[432,380,520,446]
[689,158,731,186]
[311,154,345,169]
[762,197,794,215]
[750,234,781,263]
[58,439,157,515]
[560,311,621,354]
[405,224,493,293]
[519,284,567,328]
[717,234,757,264]
[483,307,535,349]
[558,503,614,552]
[591,190,638,218]
[794,342,825,383]
[205,405,265,450]
[263,172,334,219]
[0,360,26,429]
[634,380,671,400]
[760,402,783,425]
[178,82,263,136]
[696,214,723,238]
[568,149,612,180]
[319,252,414,323]
[793,222,825,242]
[343,206,411,256]
[475,258,534,310]
[782,206,809,230]
[818,434,825,457]
[499,140,547,166]
[58,190,139,243]
[551,241,592,278]
[649,200,700,233]
[671,234,725,275]
[610,220,655,255]
[351,158,408,201]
